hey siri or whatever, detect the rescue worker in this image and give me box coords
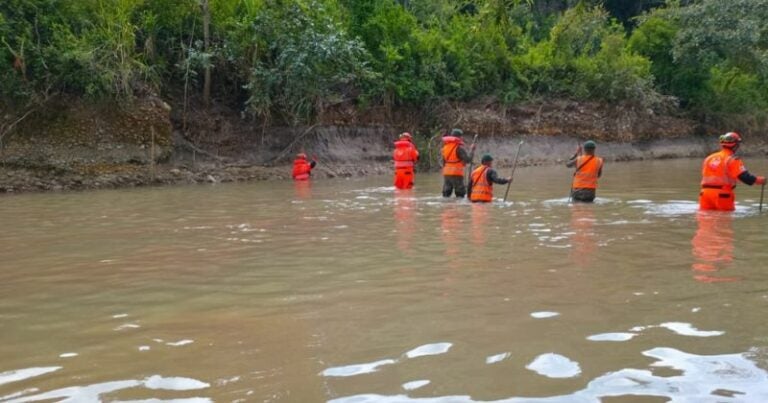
[393,132,419,189]
[699,132,765,211]
[566,140,603,203]
[292,153,316,181]
[441,128,474,198]
[469,154,511,203]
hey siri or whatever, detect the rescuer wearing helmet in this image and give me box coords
[566,140,604,203]
[699,132,766,211]
[392,132,420,189]
[469,154,511,203]
[441,128,475,198]
[292,153,317,181]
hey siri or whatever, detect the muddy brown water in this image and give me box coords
[2,159,768,402]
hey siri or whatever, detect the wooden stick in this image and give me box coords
[502,140,524,202]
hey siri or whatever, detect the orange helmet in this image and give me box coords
[296,153,307,159]
[399,132,412,140]
[719,132,742,148]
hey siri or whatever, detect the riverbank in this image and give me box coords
[1,96,764,194]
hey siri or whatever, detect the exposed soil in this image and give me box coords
[0,95,762,194]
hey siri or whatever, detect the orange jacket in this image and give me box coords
[470,165,492,202]
[442,136,465,176]
[572,155,603,189]
[393,140,419,168]
[701,149,744,191]
[292,158,312,180]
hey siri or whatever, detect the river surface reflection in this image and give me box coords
[2,159,768,402]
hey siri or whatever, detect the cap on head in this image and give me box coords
[481,154,493,163]
[450,128,463,137]
[399,132,412,140]
[296,153,307,159]
[720,132,742,148]
[583,140,596,150]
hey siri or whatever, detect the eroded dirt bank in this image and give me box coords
[1,97,763,194]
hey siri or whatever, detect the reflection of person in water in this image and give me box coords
[441,203,466,257]
[570,204,597,268]
[294,180,312,199]
[691,211,740,283]
[471,202,489,246]
[394,189,416,253]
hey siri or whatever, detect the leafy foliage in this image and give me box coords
[1,0,765,129]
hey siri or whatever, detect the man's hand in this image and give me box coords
[506,177,513,183]
[756,176,766,185]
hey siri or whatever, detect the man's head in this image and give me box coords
[481,153,493,166]
[399,132,412,141]
[720,132,742,150]
[583,140,596,154]
[296,153,307,160]
[450,128,463,137]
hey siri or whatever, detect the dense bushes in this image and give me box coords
[2,0,767,128]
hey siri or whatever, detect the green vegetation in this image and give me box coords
[2,0,767,130]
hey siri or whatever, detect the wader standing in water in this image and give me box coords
[567,140,604,203]
[469,154,511,203]
[699,132,765,211]
[441,128,474,198]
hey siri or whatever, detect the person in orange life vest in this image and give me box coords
[566,140,603,203]
[469,154,511,203]
[699,132,766,211]
[393,132,419,189]
[292,153,317,181]
[441,128,474,198]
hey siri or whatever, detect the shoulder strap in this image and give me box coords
[573,155,595,176]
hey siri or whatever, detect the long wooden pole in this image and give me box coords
[760,182,765,212]
[465,134,479,197]
[502,140,524,202]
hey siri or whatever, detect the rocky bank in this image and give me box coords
[1,96,763,194]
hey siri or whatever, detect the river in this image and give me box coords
[2,158,768,402]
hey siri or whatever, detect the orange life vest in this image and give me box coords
[572,155,603,189]
[292,158,311,180]
[701,149,738,191]
[393,140,418,168]
[470,165,492,202]
[442,136,465,176]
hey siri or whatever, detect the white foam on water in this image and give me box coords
[692,307,701,313]
[526,353,582,378]
[144,375,210,390]
[530,311,560,319]
[627,199,653,204]
[587,332,637,342]
[638,200,699,217]
[114,323,140,331]
[59,353,78,358]
[659,322,725,337]
[119,398,212,403]
[320,359,397,377]
[402,380,430,391]
[0,388,39,401]
[139,346,151,351]
[7,375,211,402]
[485,352,511,364]
[405,342,453,358]
[630,322,724,337]
[0,366,61,386]
[111,313,128,318]
[166,339,194,347]
[327,348,768,402]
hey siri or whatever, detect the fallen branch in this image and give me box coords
[271,124,318,163]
